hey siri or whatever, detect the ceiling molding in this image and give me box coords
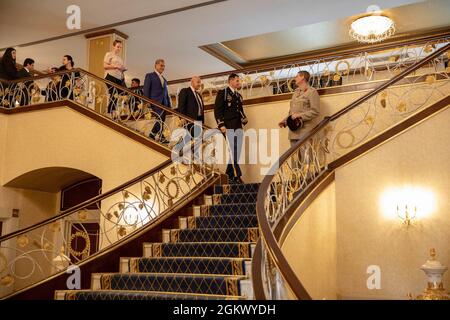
[1,0,228,50]
[198,44,243,70]
[85,29,129,40]
[170,26,450,84]
[235,27,450,69]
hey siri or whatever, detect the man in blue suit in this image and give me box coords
[143,59,171,143]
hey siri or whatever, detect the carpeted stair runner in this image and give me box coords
[145,242,253,258]
[127,257,249,275]
[199,203,256,216]
[55,182,260,300]
[57,290,244,300]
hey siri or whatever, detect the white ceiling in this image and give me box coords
[0,0,421,81]
[0,0,208,48]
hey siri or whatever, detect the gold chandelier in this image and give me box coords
[349,14,395,44]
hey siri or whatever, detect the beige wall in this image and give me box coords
[0,114,57,238]
[2,107,167,192]
[281,182,337,300]
[0,188,58,230]
[280,104,449,300]
[16,35,87,73]
[335,106,450,299]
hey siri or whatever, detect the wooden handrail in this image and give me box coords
[253,42,450,300]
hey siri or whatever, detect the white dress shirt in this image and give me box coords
[155,70,165,87]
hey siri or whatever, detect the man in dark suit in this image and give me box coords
[17,58,35,106]
[177,76,205,163]
[214,73,248,184]
[143,59,171,143]
[178,76,204,123]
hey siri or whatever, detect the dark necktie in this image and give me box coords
[194,91,203,116]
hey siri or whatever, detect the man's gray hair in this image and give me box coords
[155,58,165,66]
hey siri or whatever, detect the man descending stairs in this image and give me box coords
[55,183,260,300]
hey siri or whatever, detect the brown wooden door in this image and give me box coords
[61,178,102,211]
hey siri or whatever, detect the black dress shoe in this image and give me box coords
[229,177,243,184]
[234,177,244,184]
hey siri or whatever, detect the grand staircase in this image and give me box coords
[55,182,260,300]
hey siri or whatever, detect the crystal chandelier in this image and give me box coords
[349,14,395,44]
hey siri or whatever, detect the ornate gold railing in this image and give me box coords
[168,35,450,105]
[253,43,450,299]
[0,68,204,151]
[0,154,220,298]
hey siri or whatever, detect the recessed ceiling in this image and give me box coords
[202,0,450,68]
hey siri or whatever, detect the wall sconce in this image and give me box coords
[380,186,435,227]
[396,205,416,227]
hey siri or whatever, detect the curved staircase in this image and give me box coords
[55,183,260,300]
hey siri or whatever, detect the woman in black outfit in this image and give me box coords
[58,55,80,101]
[0,48,20,108]
[0,47,19,80]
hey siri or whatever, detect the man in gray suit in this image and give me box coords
[279,71,320,147]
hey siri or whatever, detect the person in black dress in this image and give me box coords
[0,48,19,108]
[58,55,80,101]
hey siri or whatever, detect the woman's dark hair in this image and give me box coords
[2,47,16,67]
[64,55,74,67]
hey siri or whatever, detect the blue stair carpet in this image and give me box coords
[57,183,260,300]
[128,257,249,275]
[149,242,253,258]
[200,203,256,216]
[60,290,244,300]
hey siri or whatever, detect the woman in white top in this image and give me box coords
[103,40,127,114]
